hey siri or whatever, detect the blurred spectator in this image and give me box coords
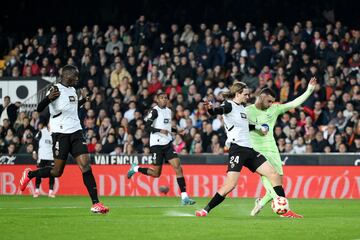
[0,96,21,126]
[1,19,359,155]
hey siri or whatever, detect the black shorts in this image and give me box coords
[52,130,88,160]
[227,144,266,172]
[150,143,178,166]
[37,160,54,168]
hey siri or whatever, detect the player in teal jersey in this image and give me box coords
[245,77,317,218]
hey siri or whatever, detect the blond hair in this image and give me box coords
[222,82,247,99]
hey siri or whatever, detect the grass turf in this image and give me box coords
[0,196,359,240]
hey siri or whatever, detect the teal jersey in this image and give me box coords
[245,104,284,152]
[245,87,314,152]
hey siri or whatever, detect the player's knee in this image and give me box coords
[174,165,182,175]
[153,171,161,178]
[79,164,91,173]
[51,168,63,177]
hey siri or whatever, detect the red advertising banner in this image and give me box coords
[0,165,359,199]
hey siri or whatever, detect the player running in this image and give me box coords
[19,65,109,214]
[32,120,56,198]
[127,92,195,205]
[195,82,287,217]
[246,77,317,218]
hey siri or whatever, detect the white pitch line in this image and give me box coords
[165,210,195,217]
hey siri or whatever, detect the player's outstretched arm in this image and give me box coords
[36,86,60,112]
[205,100,232,116]
[279,77,317,113]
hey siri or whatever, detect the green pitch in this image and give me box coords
[0,196,359,240]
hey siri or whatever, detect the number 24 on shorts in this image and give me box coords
[230,156,239,168]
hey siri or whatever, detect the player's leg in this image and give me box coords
[48,161,55,198]
[244,150,285,199]
[128,145,164,178]
[20,134,68,191]
[168,152,196,205]
[261,153,303,218]
[251,152,282,215]
[196,144,244,217]
[71,130,109,214]
[34,176,41,197]
[33,161,43,197]
[255,161,285,197]
[48,176,55,198]
[196,171,240,216]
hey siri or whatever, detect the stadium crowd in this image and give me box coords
[0,16,360,156]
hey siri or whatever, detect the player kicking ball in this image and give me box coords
[246,77,316,218]
[127,92,195,205]
[19,65,109,214]
[195,82,287,217]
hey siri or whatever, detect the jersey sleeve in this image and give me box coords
[276,87,314,114]
[208,100,232,115]
[144,109,160,134]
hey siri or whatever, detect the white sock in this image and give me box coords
[35,188,40,193]
[134,166,139,172]
[181,192,188,199]
[49,190,53,195]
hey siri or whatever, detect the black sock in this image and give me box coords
[28,167,52,179]
[204,192,225,213]
[138,167,149,175]
[82,169,99,204]
[35,177,41,188]
[273,185,286,197]
[177,177,186,193]
[49,176,55,190]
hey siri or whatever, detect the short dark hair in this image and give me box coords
[259,87,276,98]
[62,65,79,79]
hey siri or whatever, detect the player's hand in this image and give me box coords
[307,77,317,91]
[256,124,269,136]
[160,129,169,135]
[48,86,60,101]
[203,100,213,110]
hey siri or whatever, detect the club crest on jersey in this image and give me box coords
[240,113,247,119]
[69,96,76,102]
[163,119,170,123]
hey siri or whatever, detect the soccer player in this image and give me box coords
[19,65,109,214]
[32,120,56,198]
[127,92,196,205]
[195,82,286,217]
[246,77,317,218]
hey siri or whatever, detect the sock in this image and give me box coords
[82,169,99,204]
[134,166,139,172]
[273,185,286,197]
[260,176,276,206]
[28,167,52,179]
[204,192,225,213]
[35,177,41,188]
[181,192,188,199]
[49,176,55,190]
[138,167,149,175]
[49,190,53,195]
[177,177,186,193]
[35,188,40,193]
